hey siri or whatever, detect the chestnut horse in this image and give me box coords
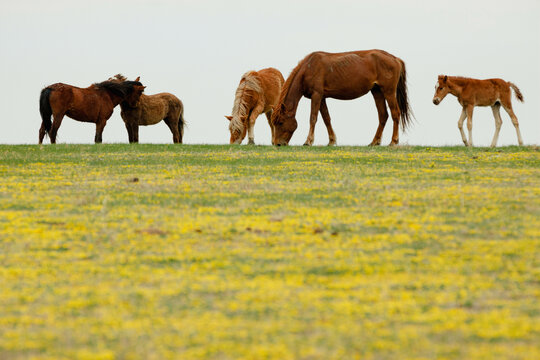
[109,75,185,143]
[271,50,412,146]
[432,75,524,147]
[39,79,145,143]
[226,68,284,144]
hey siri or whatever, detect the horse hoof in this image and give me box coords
[303,143,312,146]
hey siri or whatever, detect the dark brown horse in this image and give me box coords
[109,74,185,143]
[271,50,413,146]
[39,79,145,143]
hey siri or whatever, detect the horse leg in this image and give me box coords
[369,88,388,146]
[384,93,401,146]
[265,111,275,143]
[94,120,106,143]
[164,117,181,143]
[124,121,134,143]
[466,105,474,147]
[49,113,65,144]
[457,108,468,146]
[490,104,503,147]
[132,124,139,143]
[304,93,322,146]
[319,99,336,146]
[247,105,264,145]
[39,123,47,144]
[502,103,524,145]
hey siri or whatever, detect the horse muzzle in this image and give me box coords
[433,98,440,105]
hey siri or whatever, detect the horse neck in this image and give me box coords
[447,77,465,97]
[280,71,304,113]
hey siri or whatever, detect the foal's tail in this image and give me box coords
[39,87,53,134]
[178,103,185,143]
[396,59,414,131]
[509,82,524,102]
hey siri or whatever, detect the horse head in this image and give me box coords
[433,75,449,105]
[225,115,248,144]
[125,81,145,107]
[271,103,297,146]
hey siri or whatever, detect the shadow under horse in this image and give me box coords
[39,79,145,143]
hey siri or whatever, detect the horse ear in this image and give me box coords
[443,75,448,82]
[135,76,140,82]
[225,116,232,121]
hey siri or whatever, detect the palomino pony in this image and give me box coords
[226,68,284,144]
[39,79,145,143]
[109,74,185,143]
[432,75,524,147]
[271,50,413,146]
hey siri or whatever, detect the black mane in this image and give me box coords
[94,80,142,98]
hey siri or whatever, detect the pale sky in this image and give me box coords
[1,0,539,146]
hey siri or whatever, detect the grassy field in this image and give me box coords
[1,144,539,359]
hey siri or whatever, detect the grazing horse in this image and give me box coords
[109,74,185,143]
[225,68,284,144]
[271,50,413,146]
[432,75,524,147]
[39,79,145,144]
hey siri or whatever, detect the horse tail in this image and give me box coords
[39,87,53,133]
[509,82,524,102]
[396,59,414,131]
[178,102,185,143]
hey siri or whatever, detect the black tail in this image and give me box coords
[39,87,53,133]
[178,102,186,143]
[396,59,414,131]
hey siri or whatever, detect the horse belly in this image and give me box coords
[324,81,372,100]
[65,107,100,123]
[138,104,166,126]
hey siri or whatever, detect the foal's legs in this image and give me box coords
[369,88,389,146]
[304,92,322,146]
[164,117,181,143]
[319,99,337,146]
[465,105,474,147]
[457,108,468,146]
[490,104,503,147]
[501,103,524,145]
[49,113,65,144]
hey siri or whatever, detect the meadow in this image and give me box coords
[0,144,539,359]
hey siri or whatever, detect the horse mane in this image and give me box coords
[108,74,127,82]
[94,80,142,97]
[272,55,308,121]
[230,71,262,133]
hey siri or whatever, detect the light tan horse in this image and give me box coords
[271,50,413,146]
[225,68,284,144]
[433,75,524,147]
[110,74,185,143]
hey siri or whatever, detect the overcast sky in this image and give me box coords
[1,0,538,146]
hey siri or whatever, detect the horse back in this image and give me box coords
[131,92,182,125]
[256,68,284,110]
[458,78,511,106]
[304,51,394,99]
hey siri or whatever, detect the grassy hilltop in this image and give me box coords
[1,144,539,359]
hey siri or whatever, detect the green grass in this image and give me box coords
[0,144,539,359]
